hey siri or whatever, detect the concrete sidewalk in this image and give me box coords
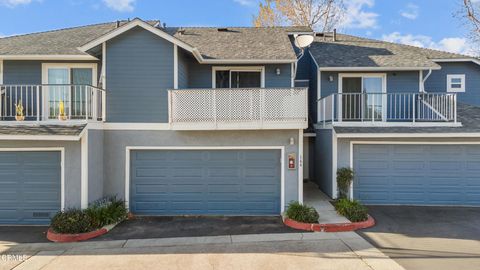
[1,232,405,270]
[304,181,350,224]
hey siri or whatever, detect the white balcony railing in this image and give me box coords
[318,92,457,126]
[0,84,105,122]
[168,88,308,130]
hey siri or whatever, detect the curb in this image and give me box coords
[46,222,119,243]
[283,215,375,232]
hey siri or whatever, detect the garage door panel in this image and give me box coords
[130,150,281,215]
[354,144,480,206]
[0,151,61,224]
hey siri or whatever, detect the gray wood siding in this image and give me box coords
[106,26,174,123]
[3,61,42,84]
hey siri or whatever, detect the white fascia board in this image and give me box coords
[432,58,480,66]
[78,18,196,55]
[336,133,480,138]
[318,66,441,71]
[200,59,296,64]
[0,135,81,141]
[0,55,99,61]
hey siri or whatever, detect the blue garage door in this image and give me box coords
[130,149,281,215]
[353,144,480,206]
[0,151,61,224]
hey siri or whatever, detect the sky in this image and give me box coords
[0,0,476,55]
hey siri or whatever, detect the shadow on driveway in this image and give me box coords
[95,216,299,241]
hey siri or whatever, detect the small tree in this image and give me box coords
[253,0,345,32]
[336,167,354,199]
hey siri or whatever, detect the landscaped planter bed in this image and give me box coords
[47,222,119,243]
[283,215,375,232]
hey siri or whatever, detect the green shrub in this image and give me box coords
[85,196,127,228]
[334,198,368,222]
[50,196,127,234]
[337,167,354,199]
[285,201,319,223]
[50,209,95,234]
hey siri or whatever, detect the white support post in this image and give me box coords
[298,129,304,204]
[80,130,89,209]
[412,94,416,123]
[173,45,178,90]
[36,86,40,121]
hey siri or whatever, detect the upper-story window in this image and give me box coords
[42,63,97,118]
[213,67,265,88]
[447,74,465,92]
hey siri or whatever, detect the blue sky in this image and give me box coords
[0,0,474,55]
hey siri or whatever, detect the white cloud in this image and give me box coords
[233,0,256,6]
[400,3,419,20]
[382,32,476,56]
[0,0,33,8]
[102,0,136,12]
[340,0,379,29]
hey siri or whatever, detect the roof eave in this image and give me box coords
[0,54,99,60]
[318,66,442,71]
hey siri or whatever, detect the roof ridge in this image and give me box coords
[335,33,474,59]
[166,26,311,29]
[0,20,160,40]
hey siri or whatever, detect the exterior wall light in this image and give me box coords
[276,68,281,75]
[329,75,334,82]
[289,137,295,145]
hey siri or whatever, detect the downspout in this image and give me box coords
[421,69,432,92]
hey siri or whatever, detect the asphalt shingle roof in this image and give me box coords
[309,34,477,69]
[0,19,309,61]
[166,26,309,60]
[0,20,159,56]
[0,124,86,136]
[332,103,480,134]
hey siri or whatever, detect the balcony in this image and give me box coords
[0,84,105,123]
[318,92,458,127]
[168,88,308,130]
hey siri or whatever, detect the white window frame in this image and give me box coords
[41,63,98,120]
[212,66,265,88]
[338,73,387,122]
[447,74,465,93]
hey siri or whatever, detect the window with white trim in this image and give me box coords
[447,74,465,92]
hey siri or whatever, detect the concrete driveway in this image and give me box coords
[358,206,480,270]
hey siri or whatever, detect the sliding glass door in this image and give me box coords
[46,66,93,119]
[340,74,386,121]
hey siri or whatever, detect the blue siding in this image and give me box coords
[425,62,480,106]
[308,52,318,123]
[314,129,333,198]
[320,71,338,98]
[353,144,480,206]
[178,48,189,89]
[130,149,281,215]
[386,71,419,93]
[3,61,41,84]
[106,27,174,123]
[265,64,292,87]
[0,151,61,224]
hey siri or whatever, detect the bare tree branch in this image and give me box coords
[253,0,345,32]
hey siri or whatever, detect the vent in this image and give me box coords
[32,212,50,218]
